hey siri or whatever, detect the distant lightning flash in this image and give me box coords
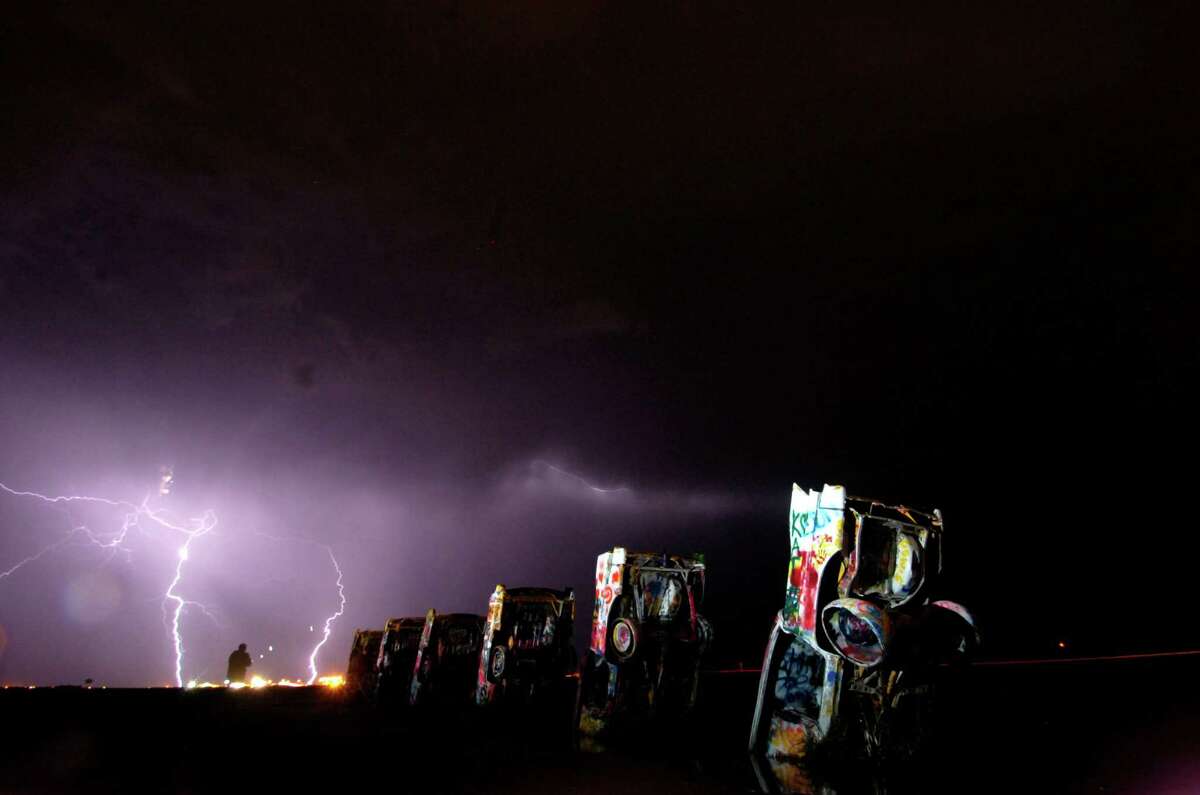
[532,460,631,494]
[0,477,217,685]
[306,546,345,685]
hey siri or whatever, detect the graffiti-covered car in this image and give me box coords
[749,484,978,763]
[577,547,712,737]
[345,628,383,699]
[749,753,847,795]
[374,615,427,704]
[476,584,576,706]
[408,609,486,707]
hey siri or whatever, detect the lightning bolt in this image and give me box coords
[252,531,349,683]
[158,509,218,686]
[0,531,75,580]
[0,483,141,560]
[0,478,218,685]
[306,546,345,685]
[3,477,347,687]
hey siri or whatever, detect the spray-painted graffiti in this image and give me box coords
[591,549,626,656]
[373,615,426,705]
[782,485,846,642]
[409,610,485,707]
[578,547,711,738]
[475,584,575,706]
[344,628,383,699]
[751,483,978,763]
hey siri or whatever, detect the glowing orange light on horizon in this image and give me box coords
[179,674,345,690]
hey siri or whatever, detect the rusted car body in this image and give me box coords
[577,547,711,737]
[374,615,426,704]
[408,609,486,707]
[749,484,977,763]
[476,585,576,706]
[344,628,383,699]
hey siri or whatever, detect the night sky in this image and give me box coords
[1,2,1196,686]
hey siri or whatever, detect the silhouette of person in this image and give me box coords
[227,643,252,684]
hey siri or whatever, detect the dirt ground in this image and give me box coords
[0,659,1196,794]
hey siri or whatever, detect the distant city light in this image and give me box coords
[180,676,335,690]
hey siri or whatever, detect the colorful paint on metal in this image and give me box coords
[409,608,438,706]
[578,546,710,738]
[475,584,506,705]
[750,483,977,763]
[409,609,485,707]
[820,598,890,668]
[344,628,383,698]
[474,584,575,706]
[783,485,846,644]
[374,615,427,704]
[590,547,625,656]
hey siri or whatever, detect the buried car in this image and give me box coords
[476,585,576,706]
[408,609,486,707]
[344,628,383,699]
[374,615,427,704]
[577,547,712,738]
[748,484,978,763]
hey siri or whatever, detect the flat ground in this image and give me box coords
[1,657,1196,794]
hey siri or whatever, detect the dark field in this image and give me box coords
[1,657,1197,794]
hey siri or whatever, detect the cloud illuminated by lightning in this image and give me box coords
[518,459,775,517]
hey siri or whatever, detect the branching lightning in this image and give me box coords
[306,546,345,685]
[0,531,75,580]
[4,476,349,687]
[0,483,141,563]
[158,509,218,686]
[0,477,218,685]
